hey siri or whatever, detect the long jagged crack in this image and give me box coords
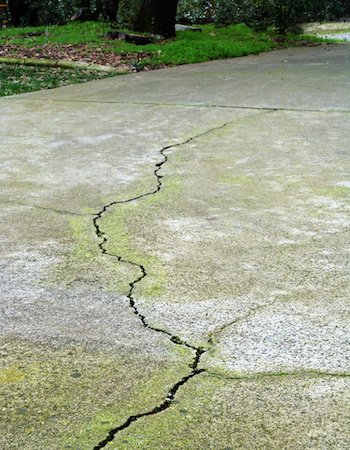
[92,365,205,450]
[91,123,243,448]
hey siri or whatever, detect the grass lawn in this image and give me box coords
[0,63,115,96]
[0,21,335,97]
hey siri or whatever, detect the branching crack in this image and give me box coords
[208,295,281,346]
[91,124,236,448]
[208,246,313,346]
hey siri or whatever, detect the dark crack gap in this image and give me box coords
[91,125,235,449]
[92,367,205,450]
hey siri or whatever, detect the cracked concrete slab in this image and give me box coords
[104,372,350,449]
[1,43,350,449]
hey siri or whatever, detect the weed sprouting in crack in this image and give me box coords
[91,125,231,448]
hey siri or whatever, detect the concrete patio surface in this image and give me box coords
[1,43,350,449]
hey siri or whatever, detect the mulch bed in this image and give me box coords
[0,42,164,72]
[0,39,335,73]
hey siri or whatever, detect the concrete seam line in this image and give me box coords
[0,56,129,74]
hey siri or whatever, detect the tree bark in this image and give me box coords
[105,0,120,22]
[134,0,179,37]
[8,0,29,26]
[153,0,178,36]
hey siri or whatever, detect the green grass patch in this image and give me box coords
[0,63,115,96]
[0,21,336,96]
[1,20,332,56]
[0,21,108,46]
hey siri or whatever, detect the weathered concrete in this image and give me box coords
[15,43,350,111]
[1,43,350,449]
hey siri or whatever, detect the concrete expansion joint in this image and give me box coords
[13,97,350,114]
[91,123,237,448]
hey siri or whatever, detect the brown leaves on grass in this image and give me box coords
[0,43,134,71]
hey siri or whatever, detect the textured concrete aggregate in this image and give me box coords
[1,43,349,449]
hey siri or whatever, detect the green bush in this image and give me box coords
[243,0,308,33]
[177,0,348,32]
[19,0,80,26]
[15,0,111,27]
[116,0,143,26]
[245,0,347,34]
[11,0,350,30]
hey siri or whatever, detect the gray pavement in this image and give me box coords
[1,43,350,449]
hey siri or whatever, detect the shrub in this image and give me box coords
[117,0,143,26]
[243,0,348,34]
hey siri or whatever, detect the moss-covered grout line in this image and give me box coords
[0,199,91,216]
[91,122,246,449]
[207,369,350,380]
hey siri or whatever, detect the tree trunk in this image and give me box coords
[154,0,178,37]
[8,0,29,26]
[134,0,179,37]
[105,0,120,22]
[134,0,153,33]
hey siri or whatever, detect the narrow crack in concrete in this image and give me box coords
[0,199,90,216]
[208,247,294,345]
[208,295,281,346]
[207,370,350,380]
[91,123,242,449]
[9,97,350,114]
[207,239,320,346]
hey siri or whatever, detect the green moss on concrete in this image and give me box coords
[0,366,25,383]
[217,174,253,185]
[105,372,350,449]
[98,178,183,299]
[45,214,140,294]
[0,337,193,450]
[315,185,350,198]
[69,215,99,260]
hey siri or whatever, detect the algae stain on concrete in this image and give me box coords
[98,178,183,299]
[0,338,193,450]
[44,214,140,294]
[0,366,25,383]
[318,185,350,198]
[217,174,253,185]
[69,215,99,260]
